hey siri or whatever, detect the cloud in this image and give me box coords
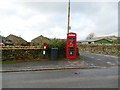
[0,1,118,42]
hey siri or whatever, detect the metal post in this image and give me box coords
[67,0,70,33]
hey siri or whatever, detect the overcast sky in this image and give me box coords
[0,0,118,42]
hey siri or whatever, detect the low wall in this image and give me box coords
[78,44,119,56]
[1,44,119,61]
[2,49,49,61]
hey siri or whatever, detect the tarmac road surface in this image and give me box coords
[2,67,118,88]
[2,52,119,88]
[80,52,119,67]
[2,52,119,71]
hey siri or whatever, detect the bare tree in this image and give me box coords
[86,33,95,40]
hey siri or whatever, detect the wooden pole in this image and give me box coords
[67,0,70,33]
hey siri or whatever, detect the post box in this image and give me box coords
[43,43,47,55]
[43,43,47,50]
[66,32,77,59]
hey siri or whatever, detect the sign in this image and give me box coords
[69,34,75,36]
[43,50,45,55]
[69,26,71,30]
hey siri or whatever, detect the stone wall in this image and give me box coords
[2,49,49,61]
[78,44,119,56]
[2,44,119,61]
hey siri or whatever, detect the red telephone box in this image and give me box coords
[66,32,77,59]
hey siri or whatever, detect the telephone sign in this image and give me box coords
[66,32,77,59]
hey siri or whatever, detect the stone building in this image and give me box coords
[1,36,10,43]
[78,39,113,44]
[93,36,118,44]
[0,35,13,45]
[93,36,117,41]
[31,35,50,46]
[7,34,27,46]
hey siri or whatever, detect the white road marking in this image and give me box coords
[97,59,101,60]
[110,56,118,58]
[110,63,116,65]
[106,62,111,64]
[106,62,116,65]
[89,53,118,58]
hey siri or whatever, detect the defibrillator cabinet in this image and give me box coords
[66,32,77,59]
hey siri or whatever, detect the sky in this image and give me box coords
[0,0,118,42]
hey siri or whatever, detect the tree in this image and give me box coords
[86,33,95,40]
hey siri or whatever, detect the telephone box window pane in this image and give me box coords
[69,47,74,50]
[69,38,75,41]
[69,38,75,47]
[69,52,74,56]
[69,49,74,51]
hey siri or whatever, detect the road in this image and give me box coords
[80,52,119,67]
[2,52,119,88]
[2,67,118,88]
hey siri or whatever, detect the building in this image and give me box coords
[78,39,113,44]
[0,35,13,46]
[7,34,27,46]
[93,36,117,41]
[31,35,50,46]
[93,36,118,44]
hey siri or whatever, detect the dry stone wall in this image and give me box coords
[78,44,119,56]
[2,49,49,61]
[1,44,119,61]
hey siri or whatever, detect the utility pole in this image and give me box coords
[19,35,21,46]
[67,0,70,33]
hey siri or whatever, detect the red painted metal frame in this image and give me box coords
[43,43,47,50]
[66,32,77,59]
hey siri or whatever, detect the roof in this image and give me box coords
[31,35,50,41]
[0,35,10,41]
[7,34,27,42]
[93,35,117,40]
[78,39,111,42]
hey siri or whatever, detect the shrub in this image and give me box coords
[47,38,79,59]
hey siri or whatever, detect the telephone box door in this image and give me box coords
[66,32,77,59]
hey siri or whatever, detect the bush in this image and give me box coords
[47,38,79,59]
[47,38,66,59]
